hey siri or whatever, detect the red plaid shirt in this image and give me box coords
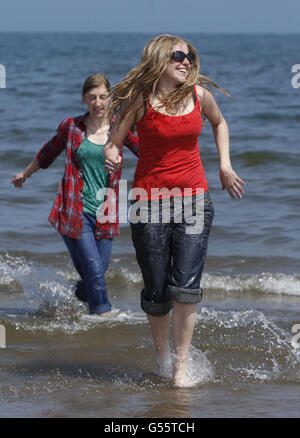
[35,114,139,239]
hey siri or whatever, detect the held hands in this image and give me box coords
[11,172,26,188]
[104,143,122,174]
[220,167,246,199]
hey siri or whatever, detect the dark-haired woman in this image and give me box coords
[12,73,139,317]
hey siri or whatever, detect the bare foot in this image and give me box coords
[157,355,173,379]
[97,308,120,318]
[82,308,120,321]
[173,372,196,388]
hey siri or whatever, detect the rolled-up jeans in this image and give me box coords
[130,191,214,316]
[61,213,113,314]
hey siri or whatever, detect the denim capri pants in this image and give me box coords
[130,191,214,316]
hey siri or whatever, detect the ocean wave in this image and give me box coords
[9,307,147,335]
[107,268,300,297]
[1,253,300,300]
[232,150,300,167]
[100,269,300,298]
[202,272,300,297]
[248,112,300,122]
[106,267,142,284]
[199,150,300,168]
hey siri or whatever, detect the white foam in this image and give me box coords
[198,306,290,341]
[12,308,147,335]
[80,309,146,325]
[202,272,300,296]
[107,267,142,284]
[0,253,31,286]
[37,279,73,305]
[228,365,278,381]
[56,270,80,282]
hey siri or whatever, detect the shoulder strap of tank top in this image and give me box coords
[192,86,196,104]
[192,85,202,112]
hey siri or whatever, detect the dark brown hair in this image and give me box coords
[81,73,111,100]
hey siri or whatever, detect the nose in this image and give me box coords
[183,56,190,65]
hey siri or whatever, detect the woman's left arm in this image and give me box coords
[197,85,246,199]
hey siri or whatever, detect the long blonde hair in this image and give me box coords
[110,34,229,118]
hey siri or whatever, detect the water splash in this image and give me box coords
[197,307,299,383]
[185,347,215,384]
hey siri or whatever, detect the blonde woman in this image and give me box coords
[104,35,245,387]
[11,73,139,317]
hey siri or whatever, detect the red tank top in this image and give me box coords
[133,87,209,200]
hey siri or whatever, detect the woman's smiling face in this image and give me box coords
[160,41,192,86]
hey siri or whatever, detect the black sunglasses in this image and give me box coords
[171,50,196,64]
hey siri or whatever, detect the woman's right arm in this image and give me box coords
[11,118,69,188]
[11,160,40,188]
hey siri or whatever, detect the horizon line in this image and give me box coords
[1,30,300,35]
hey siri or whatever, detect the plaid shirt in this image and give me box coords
[35,114,139,239]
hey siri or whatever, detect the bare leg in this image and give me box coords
[147,313,172,377]
[172,301,198,387]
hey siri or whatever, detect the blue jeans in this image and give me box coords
[130,192,214,316]
[61,213,113,314]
